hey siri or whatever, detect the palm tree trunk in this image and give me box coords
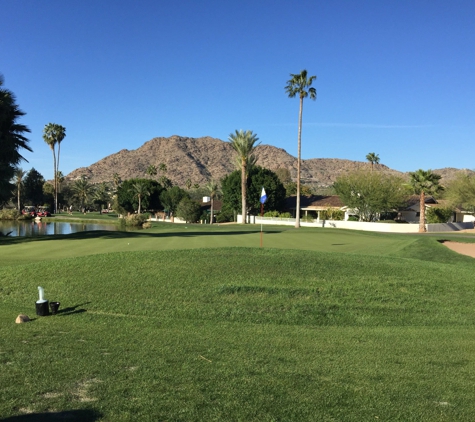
[56,143,61,213]
[210,197,214,225]
[51,147,57,214]
[17,185,21,210]
[242,159,247,224]
[295,96,303,228]
[419,191,426,233]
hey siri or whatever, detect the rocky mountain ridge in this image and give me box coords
[66,135,473,188]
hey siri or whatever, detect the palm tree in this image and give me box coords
[43,123,66,214]
[146,165,157,179]
[56,171,64,193]
[0,76,32,206]
[366,152,380,172]
[285,69,317,228]
[409,169,443,233]
[130,181,150,214]
[71,176,95,211]
[228,129,260,223]
[112,173,122,190]
[205,180,221,224]
[13,167,25,210]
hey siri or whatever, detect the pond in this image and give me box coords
[0,220,119,237]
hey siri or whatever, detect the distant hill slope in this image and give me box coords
[65,135,473,187]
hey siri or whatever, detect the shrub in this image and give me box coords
[200,212,210,224]
[216,208,235,223]
[263,211,280,217]
[426,207,454,224]
[142,221,152,229]
[320,209,344,220]
[125,213,148,227]
[279,212,292,218]
[0,209,20,220]
[301,215,314,223]
[348,215,359,221]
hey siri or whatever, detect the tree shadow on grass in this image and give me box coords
[0,409,102,422]
[0,227,284,245]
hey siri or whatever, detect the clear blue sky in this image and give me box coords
[2,0,474,180]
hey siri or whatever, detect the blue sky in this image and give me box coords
[2,0,474,180]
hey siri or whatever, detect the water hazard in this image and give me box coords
[0,220,119,237]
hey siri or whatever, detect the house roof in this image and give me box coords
[200,199,223,212]
[285,195,344,210]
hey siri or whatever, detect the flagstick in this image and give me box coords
[260,202,264,248]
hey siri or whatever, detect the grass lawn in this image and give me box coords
[1,224,475,421]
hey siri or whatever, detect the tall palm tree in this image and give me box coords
[42,123,66,214]
[130,181,150,214]
[285,69,317,228]
[409,169,443,233]
[228,129,260,223]
[205,180,221,224]
[13,167,25,210]
[366,152,380,172]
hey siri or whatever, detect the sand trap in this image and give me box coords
[442,241,475,258]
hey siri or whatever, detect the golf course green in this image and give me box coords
[1,223,475,421]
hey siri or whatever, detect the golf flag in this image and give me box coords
[260,187,267,204]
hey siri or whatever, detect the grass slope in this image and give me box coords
[1,226,475,421]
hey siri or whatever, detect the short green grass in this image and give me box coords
[1,224,475,421]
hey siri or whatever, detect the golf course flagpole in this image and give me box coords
[260,187,267,248]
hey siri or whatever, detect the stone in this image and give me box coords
[15,314,31,323]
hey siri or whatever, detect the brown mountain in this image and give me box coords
[65,135,472,187]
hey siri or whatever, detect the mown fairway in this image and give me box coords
[1,224,475,421]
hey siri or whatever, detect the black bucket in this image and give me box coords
[50,302,60,315]
[36,300,50,316]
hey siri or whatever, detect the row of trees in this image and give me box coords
[334,167,449,233]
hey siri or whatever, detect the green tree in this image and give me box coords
[93,182,111,211]
[275,167,292,185]
[205,180,221,224]
[160,186,188,218]
[221,166,286,216]
[112,173,122,189]
[130,181,150,214]
[228,129,260,223]
[284,181,313,197]
[117,179,162,214]
[444,171,475,214]
[176,197,201,223]
[426,207,453,224]
[13,167,26,210]
[285,69,317,228]
[146,165,157,179]
[43,123,66,213]
[408,169,443,233]
[0,75,32,206]
[334,170,408,222]
[23,168,45,206]
[71,176,95,210]
[366,152,380,172]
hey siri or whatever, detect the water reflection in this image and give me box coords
[0,220,118,237]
